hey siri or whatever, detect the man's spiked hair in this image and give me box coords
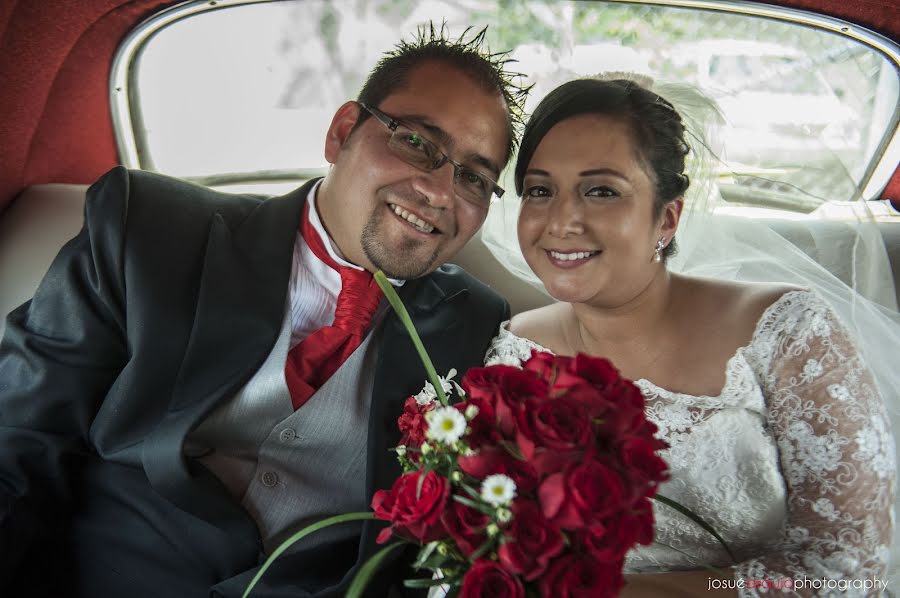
[356,23,530,165]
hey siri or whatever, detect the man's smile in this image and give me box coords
[388,202,441,235]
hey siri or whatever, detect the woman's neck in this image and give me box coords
[565,270,679,358]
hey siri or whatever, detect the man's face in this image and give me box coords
[318,60,510,279]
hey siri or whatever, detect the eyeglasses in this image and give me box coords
[358,102,504,208]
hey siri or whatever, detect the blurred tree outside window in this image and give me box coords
[130,0,898,214]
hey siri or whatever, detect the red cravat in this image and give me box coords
[284,203,383,410]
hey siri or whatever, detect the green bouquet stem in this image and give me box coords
[374,271,448,405]
[242,512,375,598]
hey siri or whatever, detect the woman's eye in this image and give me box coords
[523,186,551,199]
[586,186,618,198]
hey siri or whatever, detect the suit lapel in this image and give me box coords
[142,179,318,528]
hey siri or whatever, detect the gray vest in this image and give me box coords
[186,309,378,554]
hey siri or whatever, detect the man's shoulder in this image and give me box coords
[84,167,315,240]
[90,166,267,216]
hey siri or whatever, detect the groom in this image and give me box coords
[0,27,525,597]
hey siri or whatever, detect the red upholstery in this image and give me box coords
[765,0,898,44]
[0,1,176,213]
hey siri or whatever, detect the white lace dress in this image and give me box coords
[485,290,895,597]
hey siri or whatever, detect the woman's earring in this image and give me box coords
[653,238,666,263]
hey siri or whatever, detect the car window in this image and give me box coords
[115,0,899,214]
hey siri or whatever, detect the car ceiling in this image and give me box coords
[0,0,897,214]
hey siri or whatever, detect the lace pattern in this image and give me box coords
[484,290,895,596]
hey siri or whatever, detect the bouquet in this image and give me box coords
[372,350,669,597]
[243,272,729,598]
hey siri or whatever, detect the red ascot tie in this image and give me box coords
[284,203,384,410]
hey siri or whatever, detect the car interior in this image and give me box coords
[1,0,898,327]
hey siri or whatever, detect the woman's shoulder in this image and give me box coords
[507,302,571,353]
[672,276,815,357]
[485,313,556,366]
[677,275,806,325]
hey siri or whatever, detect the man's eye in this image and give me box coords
[461,170,487,190]
[403,132,425,150]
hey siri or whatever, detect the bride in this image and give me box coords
[483,77,897,596]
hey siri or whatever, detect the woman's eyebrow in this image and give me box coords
[524,167,629,181]
[579,168,629,181]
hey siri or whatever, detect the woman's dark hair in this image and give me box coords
[514,78,690,259]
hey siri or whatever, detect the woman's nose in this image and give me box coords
[546,195,585,238]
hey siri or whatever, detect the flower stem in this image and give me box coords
[242,512,375,597]
[374,271,448,405]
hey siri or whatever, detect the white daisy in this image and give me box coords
[481,474,516,507]
[426,406,467,444]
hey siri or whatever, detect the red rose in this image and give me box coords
[572,353,622,388]
[521,350,556,379]
[515,395,593,464]
[371,470,448,544]
[461,366,548,437]
[440,499,488,557]
[579,500,654,561]
[620,436,669,495]
[605,381,652,437]
[539,461,626,529]
[549,355,596,392]
[458,446,539,494]
[460,560,524,598]
[540,553,624,598]
[497,502,564,581]
[454,396,500,449]
[397,396,434,448]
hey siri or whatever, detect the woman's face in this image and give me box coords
[517,113,675,306]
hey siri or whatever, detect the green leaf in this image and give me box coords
[346,542,406,598]
[468,535,496,561]
[413,541,439,569]
[375,271,448,405]
[415,553,451,571]
[452,494,493,515]
[459,482,481,501]
[242,512,376,598]
[403,576,455,589]
[653,494,736,563]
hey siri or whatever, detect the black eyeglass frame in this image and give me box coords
[358,102,505,204]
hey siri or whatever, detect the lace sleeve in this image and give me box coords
[737,291,895,597]
[483,321,554,366]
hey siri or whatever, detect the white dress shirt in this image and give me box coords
[287,180,402,348]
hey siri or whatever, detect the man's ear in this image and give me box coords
[660,197,684,240]
[324,101,363,164]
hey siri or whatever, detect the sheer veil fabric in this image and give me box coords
[481,73,900,584]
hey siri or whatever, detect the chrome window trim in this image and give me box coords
[110,0,274,171]
[110,0,900,199]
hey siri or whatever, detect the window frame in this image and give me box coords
[110,0,900,200]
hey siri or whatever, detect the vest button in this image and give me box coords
[261,471,279,488]
[279,428,296,443]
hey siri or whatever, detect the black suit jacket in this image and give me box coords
[0,167,509,597]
